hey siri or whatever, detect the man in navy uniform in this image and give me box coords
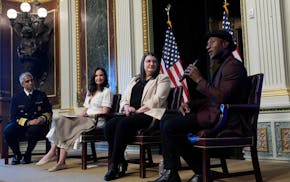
[4,72,52,165]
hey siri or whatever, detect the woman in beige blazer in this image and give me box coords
[103,52,171,181]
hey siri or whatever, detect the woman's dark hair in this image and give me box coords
[139,52,160,82]
[88,67,109,95]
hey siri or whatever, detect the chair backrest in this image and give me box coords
[167,86,183,110]
[192,73,264,139]
[246,73,264,142]
[221,73,264,138]
[247,74,264,106]
[111,94,122,113]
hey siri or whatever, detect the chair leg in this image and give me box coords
[201,148,210,182]
[82,142,87,170]
[56,147,61,163]
[145,146,153,165]
[251,146,263,182]
[3,140,9,164]
[139,144,146,178]
[107,144,112,170]
[220,157,229,174]
[90,142,97,162]
[45,139,51,153]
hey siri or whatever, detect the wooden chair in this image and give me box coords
[131,86,183,178]
[80,94,121,169]
[188,73,264,182]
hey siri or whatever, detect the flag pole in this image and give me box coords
[165,4,172,28]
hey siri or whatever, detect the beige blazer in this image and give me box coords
[119,74,171,120]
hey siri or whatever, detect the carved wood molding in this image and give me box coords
[75,0,81,106]
[142,0,148,53]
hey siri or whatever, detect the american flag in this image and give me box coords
[160,25,190,103]
[222,2,242,62]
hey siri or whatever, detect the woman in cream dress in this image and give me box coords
[36,67,113,172]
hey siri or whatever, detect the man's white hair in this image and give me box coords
[19,72,33,84]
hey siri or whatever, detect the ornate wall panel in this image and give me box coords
[275,122,290,158]
[257,122,273,158]
[76,0,116,106]
[1,0,60,107]
[280,128,290,153]
[257,127,269,152]
[244,122,273,159]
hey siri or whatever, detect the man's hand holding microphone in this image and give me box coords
[179,59,203,83]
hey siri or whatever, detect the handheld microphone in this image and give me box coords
[179,59,199,82]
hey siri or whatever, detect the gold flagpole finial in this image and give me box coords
[165,4,172,28]
[223,1,230,15]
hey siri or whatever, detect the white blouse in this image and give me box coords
[84,87,113,116]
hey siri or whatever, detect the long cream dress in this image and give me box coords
[47,87,113,150]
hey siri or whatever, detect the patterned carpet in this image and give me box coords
[1,152,290,182]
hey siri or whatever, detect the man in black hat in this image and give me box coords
[153,30,249,182]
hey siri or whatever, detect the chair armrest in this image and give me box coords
[94,113,125,120]
[94,112,125,117]
[165,109,179,114]
[188,103,260,143]
[225,104,260,111]
[217,104,259,129]
[138,109,180,135]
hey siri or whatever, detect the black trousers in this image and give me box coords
[104,113,153,166]
[160,113,203,174]
[4,121,49,157]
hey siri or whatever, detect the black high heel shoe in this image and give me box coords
[119,161,128,177]
[104,169,119,181]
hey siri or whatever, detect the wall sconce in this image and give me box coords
[6,1,52,89]
[7,2,47,24]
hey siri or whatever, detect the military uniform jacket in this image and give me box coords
[10,89,52,126]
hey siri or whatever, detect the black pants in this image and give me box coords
[104,113,153,166]
[160,113,203,174]
[4,121,49,157]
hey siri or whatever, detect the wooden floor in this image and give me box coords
[1,152,290,182]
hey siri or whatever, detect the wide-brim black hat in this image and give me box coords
[206,30,236,51]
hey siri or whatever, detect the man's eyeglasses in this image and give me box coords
[24,79,33,83]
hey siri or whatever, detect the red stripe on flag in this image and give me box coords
[160,25,191,103]
[174,61,190,103]
[166,69,178,87]
[172,61,183,80]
